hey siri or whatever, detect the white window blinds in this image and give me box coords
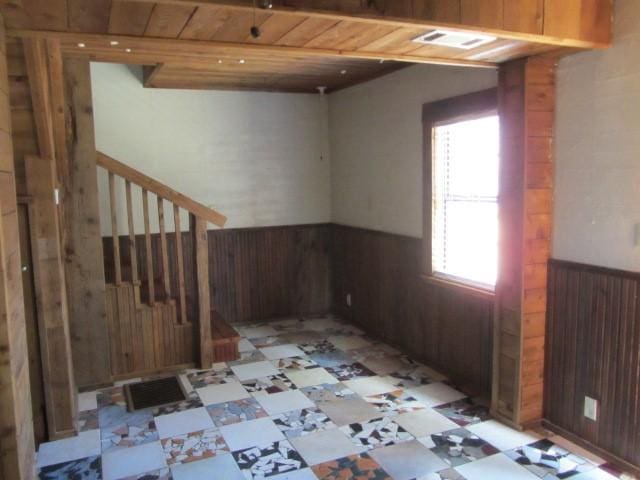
[431,114,499,289]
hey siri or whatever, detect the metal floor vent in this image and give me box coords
[124,376,187,412]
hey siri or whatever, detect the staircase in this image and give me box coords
[97,152,239,377]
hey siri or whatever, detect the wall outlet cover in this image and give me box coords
[584,396,598,421]
[346,293,352,307]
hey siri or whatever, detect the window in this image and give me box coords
[423,89,499,292]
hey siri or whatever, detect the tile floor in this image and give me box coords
[36,316,630,480]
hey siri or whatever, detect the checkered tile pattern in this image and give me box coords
[36,317,625,480]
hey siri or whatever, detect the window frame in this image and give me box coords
[422,88,499,299]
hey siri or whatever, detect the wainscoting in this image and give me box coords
[103,223,332,325]
[331,224,494,398]
[544,259,640,472]
[104,223,493,397]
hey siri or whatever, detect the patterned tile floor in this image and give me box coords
[36,316,631,480]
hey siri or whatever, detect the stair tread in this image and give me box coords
[210,311,240,345]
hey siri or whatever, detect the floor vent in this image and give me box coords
[412,29,496,49]
[124,376,187,412]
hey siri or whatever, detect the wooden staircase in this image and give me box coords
[97,152,239,376]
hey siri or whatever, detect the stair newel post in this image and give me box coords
[192,214,212,368]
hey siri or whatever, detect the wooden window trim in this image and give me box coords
[422,88,498,299]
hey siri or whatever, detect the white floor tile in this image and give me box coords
[256,390,315,415]
[260,344,305,360]
[467,420,542,451]
[270,467,319,479]
[238,338,257,352]
[290,428,364,466]
[239,326,278,339]
[393,409,458,437]
[369,440,448,480]
[343,376,399,397]
[36,429,101,467]
[102,441,167,480]
[231,361,280,381]
[285,368,338,388]
[328,335,371,351]
[408,382,467,407]
[196,381,250,405]
[456,453,540,480]
[572,469,620,480]
[78,391,98,412]
[219,417,285,451]
[171,453,244,480]
[155,407,215,439]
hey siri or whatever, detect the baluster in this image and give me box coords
[108,172,122,284]
[142,188,155,305]
[173,204,187,323]
[157,196,172,302]
[125,180,139,288]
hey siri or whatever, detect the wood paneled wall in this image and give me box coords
[0,15,36,480]
[103,223,332,325]
[331,224,494,397]
[545,259,640,474]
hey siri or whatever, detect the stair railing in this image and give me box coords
[97,151,226,367]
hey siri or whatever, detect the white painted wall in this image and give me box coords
[92,62,330,235]
[328,65,497,238]
[553,0,640,272]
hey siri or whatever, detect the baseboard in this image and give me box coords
[542,420,640,478]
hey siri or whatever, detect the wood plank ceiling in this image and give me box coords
[3,0,603,92]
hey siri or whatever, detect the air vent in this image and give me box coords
[412,29,496,50]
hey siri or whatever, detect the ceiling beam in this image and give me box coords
[121,0,608,49]
[8,30,498,68]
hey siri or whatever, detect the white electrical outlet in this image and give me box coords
[346,294,352,307]
[584,396,598,421]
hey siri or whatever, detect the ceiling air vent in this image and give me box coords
[412,29,496,50]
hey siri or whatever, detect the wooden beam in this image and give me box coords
[22,37,55,160]
[9,29,498,69]
[24,155,77,440]
[62,58,112,388]
[121,0,610,48]
[143,63,165,87]
[97,152,227,227]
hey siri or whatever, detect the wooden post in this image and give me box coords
[492,56,556,428]
[173,204,187,323]
[0,15,37,478]
[193,215,212,368]
[157,196,171,301]
[25,156,77,440]
[125,180,140,304]
[142,188,155,305]
[61,58,111,388]
[108,172,122,285]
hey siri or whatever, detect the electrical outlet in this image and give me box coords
[584,396,598,421]
[346,293,352,307]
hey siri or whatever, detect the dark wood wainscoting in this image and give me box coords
[545,259,640,472]
[104,223,332,325]
[331,224,494,398]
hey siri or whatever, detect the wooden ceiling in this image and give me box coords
[3,0,612,93]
